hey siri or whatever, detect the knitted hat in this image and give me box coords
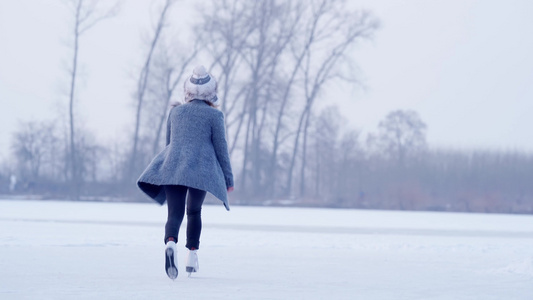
[184,65,218,105]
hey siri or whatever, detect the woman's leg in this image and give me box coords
[185,187,207,250]
[164,185,188,244]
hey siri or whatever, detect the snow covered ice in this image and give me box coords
[1,200,532,299]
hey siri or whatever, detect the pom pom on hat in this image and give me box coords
[184,65,218,105]
[192,65,207,78]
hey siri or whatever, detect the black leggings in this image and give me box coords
[164,185,206,250]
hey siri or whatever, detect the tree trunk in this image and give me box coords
[299,109,311,197]
[315,139,320,197]
[267,4,321,197]
[286,104,310,196]
[152,48,197,156]
[129,0,172,181]
[151,86,172,156]
[268,61,302,196]
[240,112,252,191]
[229,99,248,156]
[68,0,82,200]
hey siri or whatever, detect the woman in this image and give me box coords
[137,65,234,280]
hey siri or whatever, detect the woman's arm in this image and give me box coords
[212,110,234,189]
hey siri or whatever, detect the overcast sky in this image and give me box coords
[1,0,533,162]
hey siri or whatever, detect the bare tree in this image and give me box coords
[238,0,301,195]
[74,128,105,183]
[194,1,258,173]
[336,129,364,204]
[128,0,175,181]
[145,40,200,156]
[376,110,428,166]
[64,0,118,199]
[198,0,302,198]
[266,0,312,197]
[286,0,379,196]
[308,106,344,200]
[198,0,254,119]
[11,121,59,182]
[195,0,378,199]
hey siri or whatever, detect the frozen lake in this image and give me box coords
[1,199,532,299]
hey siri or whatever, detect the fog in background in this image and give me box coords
[1,0,532,213]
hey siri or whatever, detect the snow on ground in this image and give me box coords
[0,199,532,300]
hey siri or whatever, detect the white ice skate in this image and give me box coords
[186,249,199,277]
[165,241,178,279]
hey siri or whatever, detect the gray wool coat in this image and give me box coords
[137,100,234,210]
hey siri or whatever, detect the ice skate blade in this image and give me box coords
[165,249,178,280]
[167,267,178,280]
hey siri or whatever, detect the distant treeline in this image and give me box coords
[3,108,532,214]
[2,0,532,214]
